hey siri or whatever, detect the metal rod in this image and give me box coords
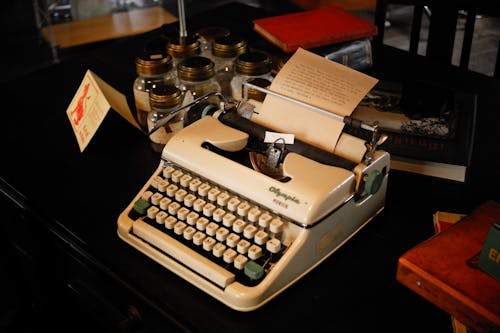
[243,82,376,132]
[177,0,187,38]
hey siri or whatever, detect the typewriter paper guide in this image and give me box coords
[251,47,378,154]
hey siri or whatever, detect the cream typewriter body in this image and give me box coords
[118,109,389,311]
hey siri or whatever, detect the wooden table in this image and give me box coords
[397,200,500,333]
[41,6,177,49]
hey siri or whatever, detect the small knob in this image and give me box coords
[364,170,384,195]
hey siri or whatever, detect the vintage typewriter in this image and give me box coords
[117,86,390,311]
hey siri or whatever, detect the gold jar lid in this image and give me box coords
[166,35,201,59]
[247,77,271,102]
[235,51,271,76]
[196,26,230,44]
[135,52,173,76]
[212,35,248,58]
[177,56,216,82]
[150,84,182,108]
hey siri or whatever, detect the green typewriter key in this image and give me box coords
[133,198,150,215]
[244,260,264,280]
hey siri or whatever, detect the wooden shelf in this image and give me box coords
[41,6,177,49]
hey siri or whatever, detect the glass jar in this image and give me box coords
[230,51,273,101]
[148,84,184,153]
[212,35,248,97]
[177,56,221,125]
[195,26,230,59]
[166,35,201,68]
[133,51,177,131]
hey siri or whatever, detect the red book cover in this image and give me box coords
[252,6,378,53]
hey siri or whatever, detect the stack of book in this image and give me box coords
[346,80,478,182]
[252,6,377,70]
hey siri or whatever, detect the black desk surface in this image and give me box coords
[1,3,499,332]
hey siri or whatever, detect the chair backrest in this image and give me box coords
[372,0,500,78]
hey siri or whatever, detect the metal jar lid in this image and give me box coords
[135,52,173,76]
[166,35,201,59]
[234,51,271,76]
[177,56,216,82]
[150,84,182,108]
[212,35,248,58]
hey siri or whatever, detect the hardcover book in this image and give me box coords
[345,80,478,182]
[397,200,500,332]
[252,6,378,53]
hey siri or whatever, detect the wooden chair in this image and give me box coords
[372,0,500,78]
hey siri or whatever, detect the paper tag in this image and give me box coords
[66,70,141,152]
[264,131,295,144]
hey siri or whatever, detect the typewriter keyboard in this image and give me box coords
[128,162,290,288]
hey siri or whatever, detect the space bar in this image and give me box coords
[133,220,235,288]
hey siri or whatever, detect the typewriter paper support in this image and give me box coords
[241,82,388,166]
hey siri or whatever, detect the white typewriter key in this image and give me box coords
[164,216,177,229]
[216,227,229,242]
[254,230,269,245]
[233,219,246,233]
[196,217,210,231]
[175,189,188,202]
[234,255,248,270]
[202,203,216,217]
[183,193,197,207]
[258,213,272,228]
[202,237,216,251]
[212,208,226,222]
[237,239,251,254]
[198,183,211,197]
[212,243,226,258]
[217,192,230,207]
[193,198,206,212]
[207,188,220,202]
[226,233,240,248]
[189,178,202,192]
[183,226,196,240]
[179,174,192,187]
[171,170,183,183]
[174,221,187,235]
[206,222,219,236]
[162,165,175,179]
[168,202,181,215]
[266,238,282,253]
[177,207,190,221]
[157,179,169,192]
[237,202,251,217]
[227,197,240,212]
[243,224,258,239]
[150,192,163,205]
[223,248,237,263]
[159,197,172,210]
[155,211,168,224]
[270,218,284,233]
[151,175,163,189]
[247,207,261,223]
[248,244,263,260]
[186,212,199,225]
[141,190,154,202]
[193,231,206,245]
[222,213,236,227]
[166,184,179,197]
[147,206,160,219]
